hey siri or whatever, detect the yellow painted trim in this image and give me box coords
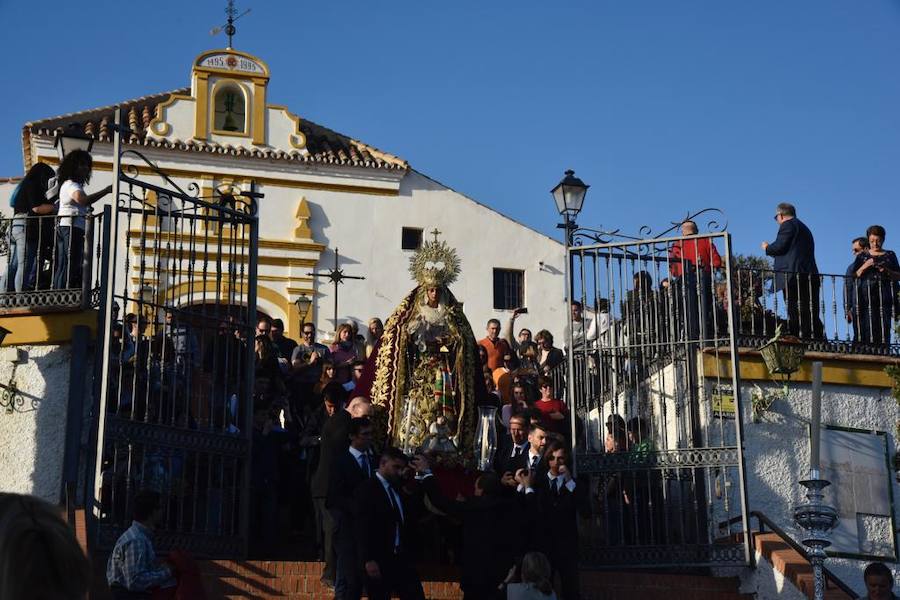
[194,72,210,140]
[126,229,325,252]
[147,94,193,137]
[0,310,98,346]
[209,78,251,138]
[702,352,895,389]
[192,48,271,79]
[131,272,309,284]
[160,280,298,334]
[131,246,319,268]
[253,81,267,146]
[47,160,401,196]
[268,104,307,150]
[286,286,316,294]
[293,197,312,239]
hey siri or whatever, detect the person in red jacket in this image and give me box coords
[669,220,723,342]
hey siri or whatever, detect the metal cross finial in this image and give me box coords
[308,249,366,329]
[210,0,251,49]
[225,0,237,48]
[429,228,442,243]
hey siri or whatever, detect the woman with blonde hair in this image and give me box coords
[329,322,359,383]
[504,552,557,599]
[0,493,91,599]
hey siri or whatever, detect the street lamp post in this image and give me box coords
[551,169,589,467]
[295,294,312,324]
[793,361,838,600]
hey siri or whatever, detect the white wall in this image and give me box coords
[736,377,899,594]
[0,344,72,502]
[306,170,566,340]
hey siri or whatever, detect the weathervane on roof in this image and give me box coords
[210,0,251,49]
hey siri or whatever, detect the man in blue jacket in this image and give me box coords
[762,203,825,339]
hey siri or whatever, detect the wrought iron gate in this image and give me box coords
[565,216,751,568]
[90,131,259,557]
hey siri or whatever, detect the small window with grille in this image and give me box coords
[493,268,524,310]
[401,227,423,250]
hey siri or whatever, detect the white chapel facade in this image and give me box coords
[11,47,566,340]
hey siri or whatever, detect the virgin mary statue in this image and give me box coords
[369,236,480,460]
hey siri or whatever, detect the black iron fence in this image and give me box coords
[733,268,899,355]
[0,212,105,312]
[90,144,259,557]
[565,232,751,568]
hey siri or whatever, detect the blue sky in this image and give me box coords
[2,1,898,275]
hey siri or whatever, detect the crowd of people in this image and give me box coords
[238,313,582,599]
[560,206,899,360]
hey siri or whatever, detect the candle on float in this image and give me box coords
[810,361,823,476]
[480,416,490,467]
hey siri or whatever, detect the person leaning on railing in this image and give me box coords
[851,225,900,346]
[52,149,111,290]
[4,162,56,293]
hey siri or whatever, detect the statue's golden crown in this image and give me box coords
[409,236,461,288]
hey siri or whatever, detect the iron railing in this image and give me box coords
[565,231,751,568]
[751,511,858,598]
[733,267,899,356]
[0,212,105,313]
[91,139,259,557]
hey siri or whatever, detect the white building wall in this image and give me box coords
[735,377,899,594]
[305,170,566,339]
[0,344,72,502]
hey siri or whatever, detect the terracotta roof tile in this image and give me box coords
[25,88,408,171]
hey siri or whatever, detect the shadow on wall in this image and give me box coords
[13,346,72,502]
[305,200,330,247]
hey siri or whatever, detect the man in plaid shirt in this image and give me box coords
[107,490,177,597]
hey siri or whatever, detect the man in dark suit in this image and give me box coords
[844,237,868,342]
[516,438,585,600]
[311,396,372,588]
[508,422,548,478]
[762,202,825,339]
[413,457,516,600]
[494,414,530,484]
[327,417,375,600]
[354,447,425,600]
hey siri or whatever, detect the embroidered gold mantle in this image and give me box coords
[370,286,478,462]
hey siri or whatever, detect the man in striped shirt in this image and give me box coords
[106,490,177,598]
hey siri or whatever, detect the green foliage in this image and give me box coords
[731,254,775,327]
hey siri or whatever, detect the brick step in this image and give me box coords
[753,532,854,600]
[590,591,751,600]
[211,576,460,598]
[582,571,744,592]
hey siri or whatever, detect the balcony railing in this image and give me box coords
[733,267,899,356]
[0,211,105,314]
